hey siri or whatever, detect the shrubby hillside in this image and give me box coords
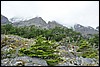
[1,15,99,66]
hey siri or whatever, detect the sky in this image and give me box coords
[1,1,99,28]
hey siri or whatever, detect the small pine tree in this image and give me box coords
[19,35,62,66]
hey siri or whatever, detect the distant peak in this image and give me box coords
[48,20,59,24]
[1,14,11,24]
[74,24,84,28]
[34,16,42,19]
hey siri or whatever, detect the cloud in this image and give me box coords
[1,1,99,28]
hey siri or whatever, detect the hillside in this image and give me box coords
[1,33,99,66]
[1,15,99,66]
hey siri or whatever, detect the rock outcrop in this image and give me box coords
[1,34,48,66]
[56,45,99,66]
[1,56,48,66]
[1,34,35,59]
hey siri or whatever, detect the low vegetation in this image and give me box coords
[1,24,99,66]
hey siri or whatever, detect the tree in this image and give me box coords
[19,35,62,66]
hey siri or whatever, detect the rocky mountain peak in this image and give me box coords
[74,24,84,29]
[12,17,47,28]
[96,26,99,31]
[87,26,95,30]
[47,21,64,29]
[74,24,99,38]
[1,15,99,34]
[12,16,64,29]
[1,15,11,24]
[29,17,46,24]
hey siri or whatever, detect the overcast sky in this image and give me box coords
[1,1,99,28]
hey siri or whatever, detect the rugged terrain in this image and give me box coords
[1,15,99,66]
[1,34,99,66]
[1,15,99,36]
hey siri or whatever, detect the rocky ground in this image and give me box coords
[1,34,99,66]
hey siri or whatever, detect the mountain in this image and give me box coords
[1,15,11,24]
[1,15,66,29]
[9,17,26,23]
[74,24,99,38]
[12,17,65,29]
[47,21,65,29]
[13,17,48,28]
[1,15,99,36]
[96,26,99,31]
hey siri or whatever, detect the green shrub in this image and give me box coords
[19,35,62,66]
[77,40,98,59]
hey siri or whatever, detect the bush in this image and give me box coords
[19,35,62,66]
[77,40,98,59]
